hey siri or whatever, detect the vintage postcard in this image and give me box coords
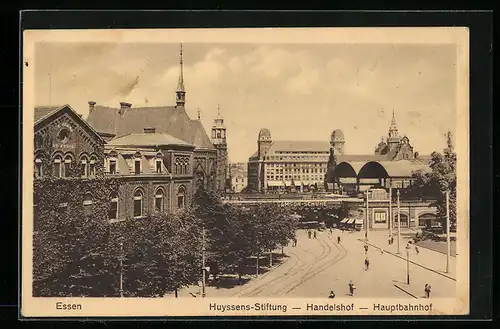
[21,27,469,317]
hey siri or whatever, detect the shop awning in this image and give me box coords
[347,218,356,224]
[267,181,283,187]
[354,218,364,224]
[340,218,349,224]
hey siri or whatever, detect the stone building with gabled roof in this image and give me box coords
[86,43,226,193]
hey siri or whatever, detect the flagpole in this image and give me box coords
[389,180,393,235]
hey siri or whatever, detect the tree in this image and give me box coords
[405,131,457,227]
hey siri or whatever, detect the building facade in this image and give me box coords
[228,162,248,193]
[247,128,330,193]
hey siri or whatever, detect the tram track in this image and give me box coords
[274,233,349,296]
[237,233,333,297]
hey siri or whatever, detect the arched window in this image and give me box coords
[154,188,164,213]
[177,186,186,209]
[83,193,93,217]
[53,155,62,177]
[221,130,226,138]
[89,155,97,177]
[109,157,117,174]
[35,158,43,178]
[155,158,163,173]
[63,154,73,178]
[80,155,89,178]
[133,189,143,218]
[108,192,118,221]
[216,130,221,139]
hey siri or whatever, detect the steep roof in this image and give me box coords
[34,106,64,122]
[35,104,105,143]
[86,105,215,150]
[108,132,194,148]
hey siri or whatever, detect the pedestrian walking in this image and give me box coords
[364,244,369,254]
[348,280,356,296]
[313,231,317,239]
[415,246,420,255]
[337,236,341,244]
[380,248,384,255]
[424,284,431,298]
[391,236,394,245]
[364,257,370,270]
[328,290,336,299]
[330,228,333,234]
[308,230,312,239]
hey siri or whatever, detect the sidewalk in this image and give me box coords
[353,229,456,280]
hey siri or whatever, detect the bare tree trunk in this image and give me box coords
[256,253,260,276]
[269,249,273,267]
[175,287,178,298]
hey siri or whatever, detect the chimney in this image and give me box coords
[119,102,132,116]
[143,127,156,134]
[88,101,96,113]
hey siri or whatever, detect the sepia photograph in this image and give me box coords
[22,27,470,317]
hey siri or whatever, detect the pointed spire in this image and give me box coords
[391,109,396,125]
[217,104,221,117]
[389,110,398,138]
[175,42,186,107]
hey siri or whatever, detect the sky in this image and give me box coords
[35,42,457,163]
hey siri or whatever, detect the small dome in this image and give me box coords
[330,129,344,142]
[258,128,272,140]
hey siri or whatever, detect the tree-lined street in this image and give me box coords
[171,228,456,299]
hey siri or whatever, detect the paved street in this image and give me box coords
[169,228,456,299]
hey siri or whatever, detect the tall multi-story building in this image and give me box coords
[211,105,228,192]
[247,128,330,193]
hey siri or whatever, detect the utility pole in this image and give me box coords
[365,189,369,241]
[202,227,206,298]
[397,190,401,254]
[446,190,451,273]
[119,241,124,298]
[389,182,393,235]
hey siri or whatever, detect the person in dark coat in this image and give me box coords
[424,284,431,298]
[313,231,317,239]
[364,257,370,270]
[328,290,336,298]
[308,230,312,239]
[348,281,356,296]
[364,244,369,254]
[337,236,341,244]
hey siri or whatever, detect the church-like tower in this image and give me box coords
[387,110,401,152]
[211,104,228,192]
[176,43,186,107]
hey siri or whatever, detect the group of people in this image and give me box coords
[328,280,357,298]
[307,230,317,239]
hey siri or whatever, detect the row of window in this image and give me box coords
[264,155,329,160]
[34,154,98,178]
[35,186,188,227]
[266,175,323,181]
[107,158,164,175]
[211,129,226,139]
[267,168,326,174]
[266,163,326,168]
[275,151,329,155]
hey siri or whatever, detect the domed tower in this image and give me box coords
[257,128,272,159]
[330,129,345,155]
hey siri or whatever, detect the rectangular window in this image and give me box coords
[35,160,42,178]
[177,195,185,209]
[134,199,142,217]
[54,161,61,178]
[156,160,162,173]
[109,199,118,220]
[212,130,216,138]
[155,197,163,212]
[83,200,93,217]
[135,160,141,174]
[89,160,96,177]
[81,160,88,177]
[109,160,117,174]
[64,159,71,178]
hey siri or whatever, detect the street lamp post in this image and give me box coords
[389,182,393,235]
[406,244,411,284]
[202,227,206,298]
[119,241,124,298]
[397,190,401,254]
[365,189,369,241]
[446,190,451,274]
